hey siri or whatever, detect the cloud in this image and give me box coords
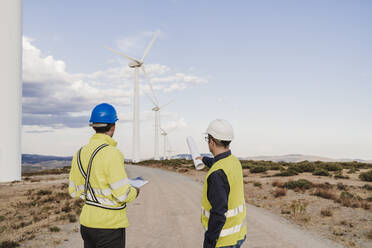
[22,36,207,129]
[115,31,165,56]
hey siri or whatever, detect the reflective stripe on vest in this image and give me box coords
[201,204,245,219]
[220,218,247,237]
[77,144,127,210]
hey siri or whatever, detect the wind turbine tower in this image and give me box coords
[145,89,173,160]
[0,0,22,182]
[106,32,158,163]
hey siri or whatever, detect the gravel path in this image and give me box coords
[57,165,345,248]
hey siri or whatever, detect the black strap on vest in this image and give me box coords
[77,144,126,210]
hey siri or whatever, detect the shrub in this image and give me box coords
[314,182,333,189]
[253,182,262,188]
[273,188,287,198]
[68,214,77,223]
[284,179,312,190]
[366,229,372,240]
[359,170,372,182]
[289,200,308,217]
[337,182,346,190]
[361,201,370,210]
[0,216,4,222]
[347,167,357,174]
[312,169,329,176]
[49,226,60,232]
[0,241,20,248]
[62,203,72,213]
[322,163,342,171]
[273,170,298,177]
[338,191,355,207]
[320,208,333,217]
[334,171,349,179]
[297,162,317,172]
[287,165,303,173]
[313,189,336,200]
[268,165,283,171]
[272,181,284,188]
[36,189,52,195]
[363,184,372,191]
[249,166,267,173]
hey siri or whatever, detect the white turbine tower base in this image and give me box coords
[106,31,159,163]
[0,0,22,182]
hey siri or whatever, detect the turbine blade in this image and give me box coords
[143,90,158,107]
[141,66,159,106]
[105,46,139,62]
[159,99,174,110]
[142,31,159,61]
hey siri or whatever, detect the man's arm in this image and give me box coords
[202,156,215,168]
[204,169,230,248]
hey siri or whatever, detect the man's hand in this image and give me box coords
[196,156,203,160]
[134,187,140,198]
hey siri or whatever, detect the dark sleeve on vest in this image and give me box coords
[202,156,215,168]
[203,169,230,248]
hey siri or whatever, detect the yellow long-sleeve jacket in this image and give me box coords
[68,133,137,228]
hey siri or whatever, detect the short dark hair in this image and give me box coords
[93,123,115,133]
[208,134,231,148]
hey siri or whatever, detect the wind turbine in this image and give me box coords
[105,32,159,163]
[160,127,176,160]
[144,90,174,160]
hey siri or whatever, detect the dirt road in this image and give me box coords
[57,165,345,248]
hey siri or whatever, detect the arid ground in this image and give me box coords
[0,161,371,248]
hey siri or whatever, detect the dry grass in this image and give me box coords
[273,188,287,198]
[320,208,333,217]
[312,188,336,200]
[0,174,83,246]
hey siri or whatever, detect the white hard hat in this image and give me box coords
[206,119,234,141]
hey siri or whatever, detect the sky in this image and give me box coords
[22,0,372,160]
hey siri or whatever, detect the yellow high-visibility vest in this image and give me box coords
[68,133,137,228]
[201,154,247,247]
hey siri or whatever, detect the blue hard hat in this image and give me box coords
[89,103,118,124]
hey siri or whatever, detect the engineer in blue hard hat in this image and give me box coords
[68,103,139,248]
[196,119,247,248]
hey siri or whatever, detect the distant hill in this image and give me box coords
[242,154,371,163]
[174,153,213,160]
[22,154,72,164]
[21,153,371,173]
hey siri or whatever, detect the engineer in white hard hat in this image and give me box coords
[197,119,247,248]
[68,103,140,248]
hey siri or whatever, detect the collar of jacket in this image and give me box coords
[213,150,232,164]
[90,133,117,147]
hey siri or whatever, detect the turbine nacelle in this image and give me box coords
[152,106,160,111]
[128,60,143,68]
